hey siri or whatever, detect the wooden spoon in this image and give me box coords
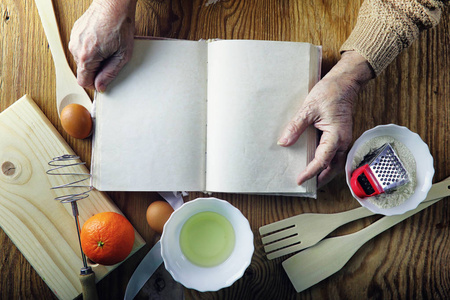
[34,0,92,137]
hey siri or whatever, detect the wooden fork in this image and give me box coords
[259,206,375,260]
[282,178,450,293]
[259,178,450,260]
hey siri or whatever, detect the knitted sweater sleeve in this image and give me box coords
[340,0,448,76]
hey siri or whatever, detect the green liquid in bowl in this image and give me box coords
[179,211,235,267]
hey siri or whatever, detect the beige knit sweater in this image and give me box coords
[341,0,448,76]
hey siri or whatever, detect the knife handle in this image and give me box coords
[79,272,99,300]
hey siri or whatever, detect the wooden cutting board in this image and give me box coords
[0,95,145,299]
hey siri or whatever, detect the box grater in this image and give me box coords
[350,143,409,198]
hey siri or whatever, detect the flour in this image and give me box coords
[352,136,417,209]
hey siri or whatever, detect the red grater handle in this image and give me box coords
[350,164,384,198]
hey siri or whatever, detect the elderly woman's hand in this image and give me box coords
[69,0,137,92]
[278,51,374,187]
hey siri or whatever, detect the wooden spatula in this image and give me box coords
[282,178,450,293]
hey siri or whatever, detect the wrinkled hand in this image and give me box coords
[69,0,137,92]
[278,51,374,187]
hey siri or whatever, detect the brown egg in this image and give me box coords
[146,201,174,234]
[60,104,92,139]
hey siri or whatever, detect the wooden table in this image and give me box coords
[1,0,449,299]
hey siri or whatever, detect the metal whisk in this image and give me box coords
[47,154,98,300]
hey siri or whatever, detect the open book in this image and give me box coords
[91,38,321,197]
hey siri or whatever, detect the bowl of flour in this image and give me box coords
[345,124,434,216]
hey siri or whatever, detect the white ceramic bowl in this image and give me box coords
[345,124,434,216]
[160,197,254,291]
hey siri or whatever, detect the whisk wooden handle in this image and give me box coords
[79,272,98,300]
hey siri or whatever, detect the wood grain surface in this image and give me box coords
[1,0,449,299]
[0,95,145,299]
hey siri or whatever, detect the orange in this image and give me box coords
[80,212,135,266]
